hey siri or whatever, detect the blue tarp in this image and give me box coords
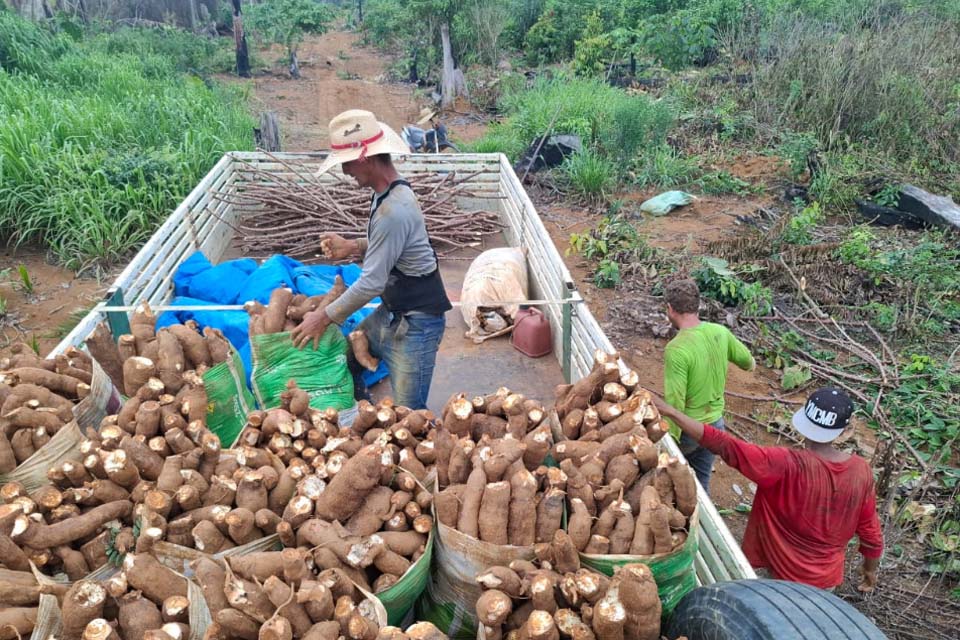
[158,252,388,387]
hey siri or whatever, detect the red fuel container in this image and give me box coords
[512,307,553,358]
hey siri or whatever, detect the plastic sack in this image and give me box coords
[0,421,84,492]
[639,191,695,217]
[51,545,214,640]
[377,526,435,625]
[416,523,535,640]
[72,357,123,431]
[202,344,257,448]
[250,327,354,412]
[580,506,700,616]
[460,247,528,342]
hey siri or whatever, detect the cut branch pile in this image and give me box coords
[213,158,503,260]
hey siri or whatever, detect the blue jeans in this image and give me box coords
[679,417,725,493]
[349,305,446,410]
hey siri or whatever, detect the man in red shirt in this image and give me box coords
[654,387,882,592]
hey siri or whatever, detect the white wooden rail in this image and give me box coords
[51,151,755,584]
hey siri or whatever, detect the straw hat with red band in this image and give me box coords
[315,109,409,176]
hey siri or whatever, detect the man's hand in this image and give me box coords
[650,391,704,443]
[652,393,675,418]
[320,233,357,261]
[858,557,879,593]
[291,308,332,350]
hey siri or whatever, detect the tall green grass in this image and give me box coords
[0,13,253,271]
[472,75,673,164]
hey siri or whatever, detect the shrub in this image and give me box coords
[638,9,719,70]
[633,145,697,188]
[564,150,617,200]
[478,74,673,163]
[781,201,824,245]
[598,94,673,164]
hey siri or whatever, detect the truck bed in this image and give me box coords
[52,151,754,586]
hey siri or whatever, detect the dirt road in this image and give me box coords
[248,31,426,150]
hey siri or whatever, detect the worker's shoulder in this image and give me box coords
[375,189,421,221]
[378,183,422,217]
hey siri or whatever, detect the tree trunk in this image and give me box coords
[187,0,199,31]
[231,0,251,78]
[289,49,301,79]
[255,112,282,152]
[409,48,419,84]
[357,0,363,24]
[440,22,456,108]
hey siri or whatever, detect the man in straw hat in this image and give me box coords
[652,387,882,592]
[292,109,452,410]
[413,107,450,153]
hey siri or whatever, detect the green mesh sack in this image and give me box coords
[250,328,354,412]
[202,345,256,448]
[378,527,434,625]
[580,506,700,616]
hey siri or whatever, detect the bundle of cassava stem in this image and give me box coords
[193,551,384,640]
[376,622,448,640]
[84,303,235,398]
[474,530,662,640]
[55,554,195,640]
[433,409,560,545]
[554,351,666,445]
[245,283,380,372]
[0,567,69,640]
[0,343,96,473]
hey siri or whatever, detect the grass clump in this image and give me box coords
[563,150,617,201]
[475,74,673,164]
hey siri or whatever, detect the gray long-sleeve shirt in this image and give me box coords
[325,182,437,325]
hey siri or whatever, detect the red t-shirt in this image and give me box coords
[701,424,883,588]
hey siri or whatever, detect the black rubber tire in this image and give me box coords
[666,579,887,640]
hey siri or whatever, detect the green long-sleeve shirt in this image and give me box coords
[663,322,755,438]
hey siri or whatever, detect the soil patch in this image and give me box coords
[232,31,427,151]
[0,247,105,359]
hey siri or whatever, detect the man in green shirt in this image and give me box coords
[663,278,755,491]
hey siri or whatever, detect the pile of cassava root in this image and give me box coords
[552,351,697,556]
[433,388,560,546]
[0,343,95,472]
[474,530,664,640]
[228,395,438,593]
[84,303,235,398]
[193,553,386,640]
[56,554,193,640]
[246,284,379,373]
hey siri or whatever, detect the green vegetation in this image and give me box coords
[563,150,616,201]
[0,11,253,271]
[246,0,335,72]
[16,265,32,294]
